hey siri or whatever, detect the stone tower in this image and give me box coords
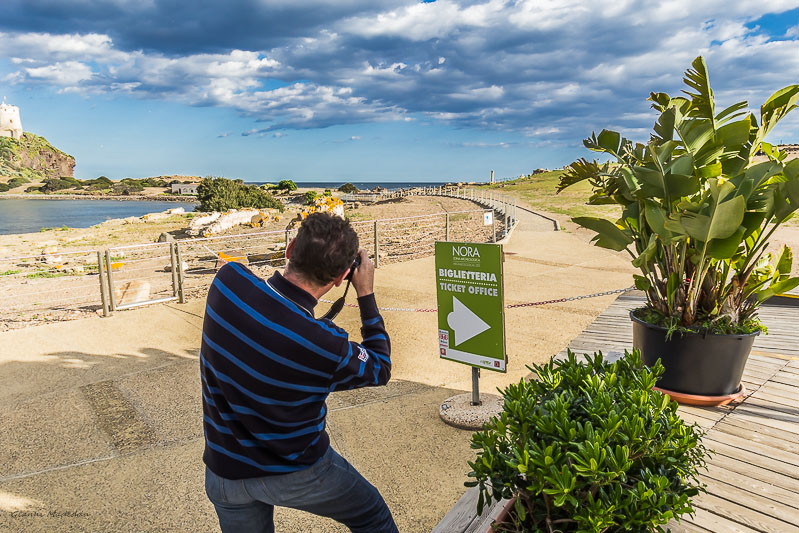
[0,99,23,140]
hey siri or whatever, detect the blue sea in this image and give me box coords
[0,182,452,235]
[0,199,198,235]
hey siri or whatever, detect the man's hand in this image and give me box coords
[351,249,375,297]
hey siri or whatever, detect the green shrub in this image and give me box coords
[197,176,284,212]
[25,185,43,193]
[0,183,9,192]
[303,190,318,205]
[277,179,297,192]
[40,178,77,192]
[111,181,144,195]
[7,177,30,189]
[338,182,358,193]
[323,189,332,197]
[468,349,707,533]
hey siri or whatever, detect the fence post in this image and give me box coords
[492,213,497,243]
[97,250,109,317]
[374,221,380,268]
[445,213,450,241]
[175,242,186,304]
[169,242,179,297]
[104,250,117,312]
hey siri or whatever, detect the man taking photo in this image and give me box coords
[201,212,397,533]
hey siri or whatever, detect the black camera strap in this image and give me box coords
[320,279,352,321]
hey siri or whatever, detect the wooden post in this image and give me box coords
[445,213,450,241]
[104,250,117,312]
[169,242,179,297]
[97,251,109,317]
[175,243,186,304]
[374,221,380,268]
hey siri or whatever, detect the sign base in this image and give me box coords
[439,393,503,430]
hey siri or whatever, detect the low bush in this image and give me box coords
[468,349,707,533]
[197,176,284,212]
[7,176,30,189]
[0,183,9,192]
[338,182,358,193]
[277,179,297,192]
[303,190,318,205]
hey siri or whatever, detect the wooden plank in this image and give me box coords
[743,396,799,417]
[757,380,799,396]
[678,405,727,422]
[467,498,510,533]
[712,420,799,455]
[666,519,714,533]
[728,407,799,435]
[687,505,760,533]
[704,430,799,468]
[432,486,498,533]
[699,477,799,531]
[714,416,799,442]
[693,492,799,533]
[702,463,799,511]
[750,390,799,409]
[707,446,799,493]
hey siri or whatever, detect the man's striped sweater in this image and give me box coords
[201,263,391,479]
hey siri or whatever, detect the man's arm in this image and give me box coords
[329,250,391,391]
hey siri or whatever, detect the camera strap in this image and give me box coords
[320,279,352,321]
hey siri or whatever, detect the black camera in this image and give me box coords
[345,254,361,281]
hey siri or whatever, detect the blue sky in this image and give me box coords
[1,1,798,183]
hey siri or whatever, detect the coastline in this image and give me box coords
[0,193,199,203]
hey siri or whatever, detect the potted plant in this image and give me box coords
[557,56,799,402]
[468,350,707,533]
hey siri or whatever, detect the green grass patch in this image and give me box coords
[479,170,621,222]
[0,269,21,276]
[26,271,68,279]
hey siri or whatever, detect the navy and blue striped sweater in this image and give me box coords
[201,263,391,479]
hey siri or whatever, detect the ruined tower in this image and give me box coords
[0,99,23,140]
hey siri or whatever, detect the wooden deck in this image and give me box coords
[434,293,799,533]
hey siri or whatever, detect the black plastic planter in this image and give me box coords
[630,311,759,396]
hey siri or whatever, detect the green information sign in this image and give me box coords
[435,241,506,372]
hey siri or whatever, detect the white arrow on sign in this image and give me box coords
[447,296,491,346]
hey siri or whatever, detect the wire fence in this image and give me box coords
[0,193,515,324]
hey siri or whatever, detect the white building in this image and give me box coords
[172,183,200,195]
[0,100,23,140]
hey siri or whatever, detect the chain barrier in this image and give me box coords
[320,287,634,313]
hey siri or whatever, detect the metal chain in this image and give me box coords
[320,287,634,313]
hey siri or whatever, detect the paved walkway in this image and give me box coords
[0,207,635,532]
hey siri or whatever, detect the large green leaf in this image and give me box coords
[715,101,749,126]
[715,119,750,149]
[572,217,633,251]
[774,246,793,282]
[645,203,678,240]
[707,226,745,259]
[756,277,799,303]
[632,234,658,269]
[760,85,799,139]
[652,107,676,143]
[682,57,715,124]
[677,195,746,242]
[665,174,700,198]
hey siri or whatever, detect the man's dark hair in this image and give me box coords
[289,212,359,285]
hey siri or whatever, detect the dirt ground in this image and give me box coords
[0,195,487,330]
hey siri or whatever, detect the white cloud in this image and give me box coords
[1,2,798,140]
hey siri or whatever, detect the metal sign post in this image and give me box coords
[436,240,506,426]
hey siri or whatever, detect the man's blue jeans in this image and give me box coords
[204,446,398,533]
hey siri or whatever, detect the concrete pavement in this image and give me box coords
[0,206,634,532]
